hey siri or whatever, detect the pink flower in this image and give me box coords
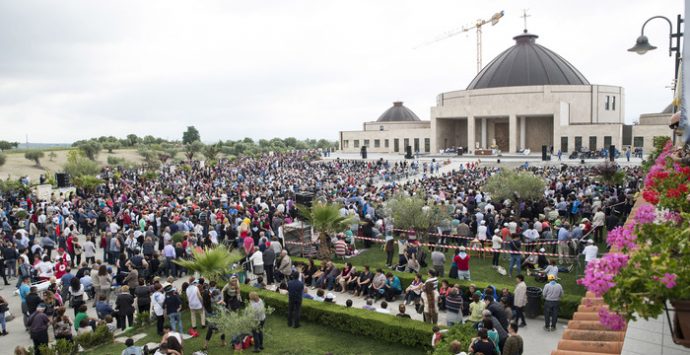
[578,253,630,296]
[606,225,637,251]
[633,205,656,224]
[660,273,677,289]
[663,211,682,224]
[599,308,627,330]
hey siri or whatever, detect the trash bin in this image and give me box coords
[525,286,543,319]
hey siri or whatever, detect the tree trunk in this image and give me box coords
[318,232,332,259]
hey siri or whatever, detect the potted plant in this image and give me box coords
[578,141,690,347]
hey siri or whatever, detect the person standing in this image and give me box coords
[513,275,527,327]
[262,243,276,285]
[287,272,303,328]
[0,295,8,335]
[507,234,522,277]
[491,230,502,268]
[164,287,183,333]
[454,247,471,280]
[249,292,266,352]
[543,275,564,331]
[582,239,599,267]
[384,236,395,267]
[116,286,135,330]
[431,248,445,277]
[503,322,524,355]
[186,279,206,331]
[27,305,51,355]
[151,284,166,336]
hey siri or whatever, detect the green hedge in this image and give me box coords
[239,285,434,351]
[432,323,476,355]
[291,257,580,319]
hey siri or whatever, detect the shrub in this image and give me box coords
[0,153,6,167]
[107,156,125,166]
[239,285,433,350]
[291,257,580,319]
[484,170,545,203]
[432,323,476,355]
[135,311,152,328]
[63,150,100,177]
[172,231,186,244]
[75,324,114,349]
[37,339,77,355]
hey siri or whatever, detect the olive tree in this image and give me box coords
[484,169,545,204]
[25,150,44,166]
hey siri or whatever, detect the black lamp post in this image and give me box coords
[628,15,684,93]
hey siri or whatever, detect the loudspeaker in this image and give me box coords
[541,145,548,161]
[295,193,314,208]
[457,147,464,156]
[609,145,615,162]
[405,145,413,159]
[360,146,367,159]
[56,173,70,188]
[496,159,501,164]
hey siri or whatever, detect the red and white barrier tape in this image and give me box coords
[391,228,561,246]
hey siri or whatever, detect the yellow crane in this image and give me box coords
[416,10,504,73]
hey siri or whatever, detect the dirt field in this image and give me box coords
[0,149,144,182]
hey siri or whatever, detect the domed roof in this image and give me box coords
[376,101,421,122]
[467,32,590,90]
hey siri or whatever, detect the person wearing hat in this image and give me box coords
[542,274,564,331]
[582,239,598,267]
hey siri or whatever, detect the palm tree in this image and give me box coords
[299,202,354,259]
[174,245,240,280]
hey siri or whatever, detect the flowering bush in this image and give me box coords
[579,142,690,327]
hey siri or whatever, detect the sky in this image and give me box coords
[0,0,684,143]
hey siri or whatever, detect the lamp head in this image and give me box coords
[628,35,657,55]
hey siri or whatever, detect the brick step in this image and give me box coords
[557,339,623,354]
[581,297,605,306]
[562,329,626,342]
[572,312,602,321]
[567,320,615,331]
[578,304,608,313]
[551,350,620,355]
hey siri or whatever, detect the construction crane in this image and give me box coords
[415,10,504,73]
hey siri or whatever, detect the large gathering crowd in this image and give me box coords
[0,150,642,355]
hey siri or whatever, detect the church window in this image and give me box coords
[364,139,370,147]
[385,139,389,148]
[374,139,380,148]
[354,140,360,148]
[424,138,430,153]
[343,140,349,148]
[633,136,644,147]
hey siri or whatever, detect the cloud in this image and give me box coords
[0,0,683,143]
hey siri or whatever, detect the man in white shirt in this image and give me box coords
[491,230,503,267]
[185,279,205,330]
[582,239,599,266]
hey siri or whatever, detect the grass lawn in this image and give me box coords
[86,311,425,355]
[349,241,587,296]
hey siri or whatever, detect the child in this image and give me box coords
[438,280,450,311]
[431,326,443,347]
[103,314,117,333]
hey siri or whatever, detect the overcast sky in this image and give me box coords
[0,0,683,143]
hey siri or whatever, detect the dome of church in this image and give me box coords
[376,101,421,122]
[467,31,590,90]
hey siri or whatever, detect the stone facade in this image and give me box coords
[339,121,431,154]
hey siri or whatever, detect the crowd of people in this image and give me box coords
[0,150,642,354]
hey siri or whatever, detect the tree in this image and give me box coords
[125,134,140,147]
[183,141,204,161]
[102,142,120,153]
[182,126,201,144]
[0,153,5,167]
[202,143,221,161]
[174,245,240,281]
[298,202,354,259]
[484,169,545,204]
[24,150,44,166]
[48,151,57,161]
[209,303,273,344]
[593,161,625,186]
[63,150,100,177]
[78,141,102,160]
[0,141,18,151]
[387,194,450,241]
[73,175,103,192]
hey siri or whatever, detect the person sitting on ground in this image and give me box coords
[543,260,559,279]
[468,294,485,324]
[376,301,390,314]
[482,319,501,355]
[383,272,402,302]
[252,276,266,289]
[431,326,443,348]
[345,299,353,308]
[354,266,373,297]
[396,304,411,318]
[438,280,450,310]
[362,299,376,311]
[121,338,143,355]
[369,268,387,300]
[103,314,117,333]
[313,289,325,302]
[403,273,424,306]
[335,263,355,292]
[324,292,336,303]
[302,286,313,300]
[445,286,464,326]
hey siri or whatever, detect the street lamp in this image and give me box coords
[628,15,683,85]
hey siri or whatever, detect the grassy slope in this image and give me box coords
[86,312,424,355]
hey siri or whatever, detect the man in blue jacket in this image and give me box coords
[287,272,303,328]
